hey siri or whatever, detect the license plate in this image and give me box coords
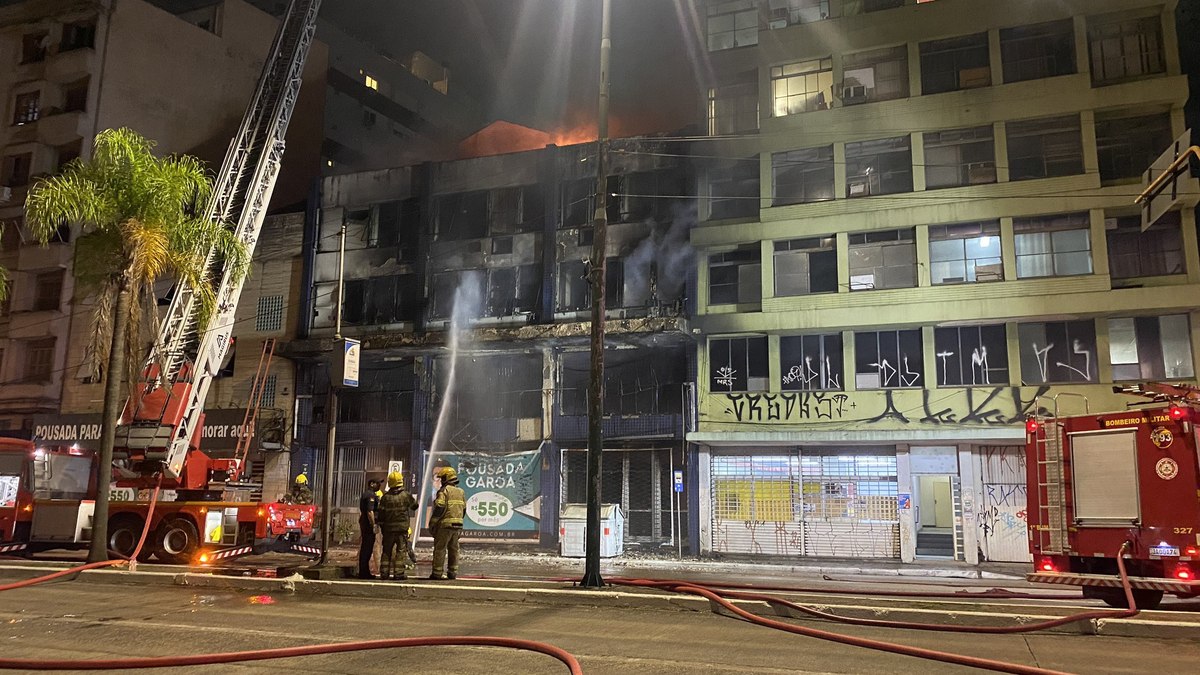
[1150,545,1179,557]
[286,519,296,527]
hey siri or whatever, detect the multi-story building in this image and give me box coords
[286,139,696,547]
[0,0,326,489]
[692,0,1193,564]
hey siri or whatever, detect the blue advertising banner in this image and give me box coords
[428,449,541,540]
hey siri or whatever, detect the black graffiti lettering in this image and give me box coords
[958,387,1007,425]
[866,390,910,424]
[919,390,956,424]
[724,392,847,422]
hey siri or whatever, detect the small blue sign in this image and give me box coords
[673,470,684,493]
[898,493,911,510]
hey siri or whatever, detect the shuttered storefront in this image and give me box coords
[710,448,899,558]
[977,445,1031,563]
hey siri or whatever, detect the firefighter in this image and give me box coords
[357,478,381,579]
[377,471,417,580]
[428,466,465,580]
[289,473,313,505]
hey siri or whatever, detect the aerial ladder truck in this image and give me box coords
[0,0,324,564]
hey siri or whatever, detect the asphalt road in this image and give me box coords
[2,581,1199,674]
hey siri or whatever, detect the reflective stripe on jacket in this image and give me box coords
[433,484,466,528]
[378,488,417,533]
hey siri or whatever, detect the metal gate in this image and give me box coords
[977,445,1032,562]
[560,448,682,546]
[710,449,899,558]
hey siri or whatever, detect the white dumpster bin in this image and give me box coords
[559,503,624,558]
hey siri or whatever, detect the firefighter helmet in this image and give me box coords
[436,466,457,482]
[387,471,404,488]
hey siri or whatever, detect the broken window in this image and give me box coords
[773,237,836,296]
[611,170,685,223]
[556,259,588,312]
[854,329,924,389]
[1106,212,1183,279]
[338,365,415,423]
[709,336,768,392]
[1108,315,1193,381]
[780,334,843,391]
[438,353,541,420]
[559,347,686,416]
[367,199,418,250]
[1000,20,1076,83]
[933,325,1009,387]
[920,33,991,95]
[708,75,759,135]
[1088,14,1165,86]
[709,246,761,305]
[342,274,420,325]
[1018,320,1096,383]
[489,187,521,235]
[1013,212,1091,278]
[928,220,1003,284]
[1095,110,1173,183]
[487,266,542,316]
[430,270,464,320]
[772,145,834,205]
[562,176,618,228]
[21,32,47,64]
[434,191,487,240]
[844,136,912,197]
[923,125,996,189]
[848,228,916,290]
[841,45,908,105]
[1006,114,1083,181]
[707,160,759,220]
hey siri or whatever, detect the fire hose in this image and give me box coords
[0,476,164,593]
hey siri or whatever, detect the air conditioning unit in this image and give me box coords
[0,186,11,203]
[847,175,871,197]
[517,418,542,441]
[967,163,997,184]
[768,18,788,29]
[959,67,991,89]
[842,84,867,102]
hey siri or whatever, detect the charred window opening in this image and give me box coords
[486,266,540,316]
[489,185,544,235]
[562,176,619,228]
[339,363,416,423]
[435,191,488,240]
[610,170,686,224]
[369,199,419,252]
[559,347,686,416]
[557,259,588,312]
[437,353,542,420]
[342,274,420,326]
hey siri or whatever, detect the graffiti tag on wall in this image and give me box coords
[723,392,851,422]
[721,386,1051,426]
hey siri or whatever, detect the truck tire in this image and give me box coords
[107,515,151,561]
[156,518,199,565]
[1094,587,1164,610]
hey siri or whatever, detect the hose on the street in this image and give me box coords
[602,542,1136,675]
[0,636,583,673]
[0,477,162,593]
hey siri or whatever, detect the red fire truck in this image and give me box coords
[0,437,315,564]
[1025,384,1200,609]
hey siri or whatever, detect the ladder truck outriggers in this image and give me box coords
[1025,383,1200,609]
[0,0,324,565]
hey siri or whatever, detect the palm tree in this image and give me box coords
[25,128,249,562]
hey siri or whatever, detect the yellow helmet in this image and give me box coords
[294,473,308,485]
[387,471,404,488]
[436,466,457,482]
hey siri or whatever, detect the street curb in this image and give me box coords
[3,564,1195,640]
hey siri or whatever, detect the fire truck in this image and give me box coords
[0,0,324,565]
[1025,383,1200,609]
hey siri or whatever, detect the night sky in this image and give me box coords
[323,0,707,136]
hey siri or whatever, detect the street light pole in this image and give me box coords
[581,0,612,589]
[318,218,347,567]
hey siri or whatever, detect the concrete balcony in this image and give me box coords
[45,46,97,84]
[37,109,85,147]
[12,58,47,84]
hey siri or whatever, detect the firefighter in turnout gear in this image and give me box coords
[429,466,466,580]
[377,471,417,580]
[288,473,313,505]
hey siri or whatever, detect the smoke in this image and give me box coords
[623,203,696,307]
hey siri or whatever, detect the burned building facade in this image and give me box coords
[290,140,697,549]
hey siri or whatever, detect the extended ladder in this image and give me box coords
[233,338,278,477]
[116,0,323,483]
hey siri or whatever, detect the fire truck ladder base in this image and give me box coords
[1033,393,1089,556]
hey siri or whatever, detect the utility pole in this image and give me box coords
[317,218,347,568]
[581,0,612,589]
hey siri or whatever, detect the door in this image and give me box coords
[977,445,1031,562]
[932,477,953,527]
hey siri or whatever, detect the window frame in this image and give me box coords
[928,220,1003,285]
[923,125,996,189]
[773,236,837,297]
[847,228,916,291]
[771,58,834,117]
[1105,212,1184,280]
[708,76,759,135]
[933,324,1010,387]
[32,270,64,312]
[709,335,769,393]
[1017,320,1097,384]
[854,329,924,389]
[1088,14,1165,86]
[844,135,913,198]
[780,333,844,391]
[11,91,40,126]
[772,145,835,206]
[24,337,56,382]
[1094,110,1174,183]
[919,32,991,95]
[706,0,758,52]
[841,45,909,105]
[1005,114,1084,181]
[1013,212,1093,279]
[709,246,762,306]
[1108,314,1194,381]
[999,20,1076,83]
[706,160,760,221]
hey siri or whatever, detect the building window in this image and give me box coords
[489,185,544,234]
[1,153,31,187]
[32,270,63,312]
[60,19,96,52]
[706,160,759,220]
[21,32,48,64]
[434,191,488,240]
[841,45,909,106]
[766,0,829,26]
[772,145,834,205]
[923,125,996,189]
[12,92,39,126]
[709,335,768,392]
[771,58,833,116]
[24,338,55,382]
[256,294,284,332]
[556,260,588,312]
[364,74,379,90]
[487,265,541,316]
[706,1,758,52]
[780,334,843,391]
[854,329,923,389]
[56,140,82,171]
[1,220,20,252]
[934,325,1009,386]
[63,78,89,113]
[1005,114,1083,181]
[1109,315,1194,381]
[366,199,420,248]
[774,237,836,296]
[1014,212,1092,278]
[1018,320,1096,383]
[848,228,916,290]
[562,176,620,228]
[928,220,1003,284]
[1000,20,1076,83]
[919,33,991,95]
[1095,111,1173,183]
[845,136,912,197]
[708,77,759,135]
[346,274,421,325]
[1088,14,1165,86]
[709,246,761,305]
[1106,212,1184,279]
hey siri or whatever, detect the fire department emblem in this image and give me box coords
[1155,457,1179,481]
[1150,426,1174,449]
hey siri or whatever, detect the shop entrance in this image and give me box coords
[915,474,955,557]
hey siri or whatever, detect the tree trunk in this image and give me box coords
[87,282,132,563]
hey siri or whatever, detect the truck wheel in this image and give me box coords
[1095,588,1164,610]
[107,515,146,561]
[156,518,199,565]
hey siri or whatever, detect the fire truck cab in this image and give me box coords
[1025,387,1200,609]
